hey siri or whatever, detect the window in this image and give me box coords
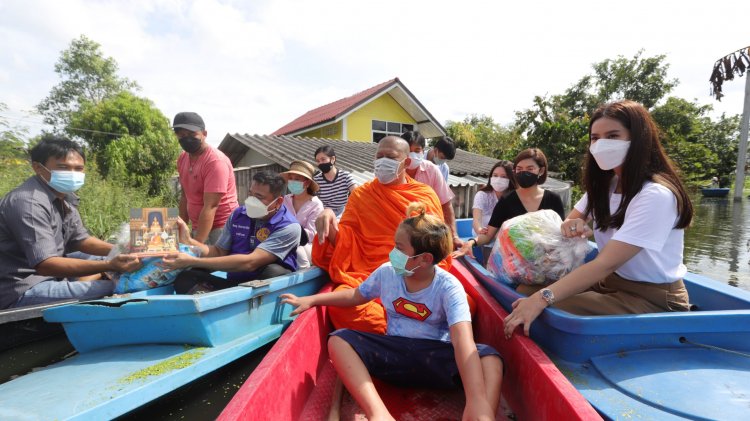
[371,120,415,143]
[323,125,338,137]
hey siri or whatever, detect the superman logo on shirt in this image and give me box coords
[392,297,432,321]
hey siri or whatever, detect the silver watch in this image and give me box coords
[540,288,555,306]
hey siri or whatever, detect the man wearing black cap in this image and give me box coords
[173,112,238,245]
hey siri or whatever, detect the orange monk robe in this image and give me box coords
[312,176,452,334]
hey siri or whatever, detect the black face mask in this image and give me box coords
[179,136,202,154]
[516,171,539,188]
[318,162,333,174]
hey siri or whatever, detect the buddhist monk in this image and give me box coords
[313,136,451,334]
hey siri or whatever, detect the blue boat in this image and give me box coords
[459,247,750,420]
[700,187,730,197]
[0,268,326,420]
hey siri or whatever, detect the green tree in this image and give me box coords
[515,51,678,183]
[650,97,742,185]
[590,50,678,109]
[0,103,29,159]
[514,96,590,183]
[69,92,179,195]
[0,103,33,195]
[36,35,138,132]
[702,113,740,186]
[445,114,523,160]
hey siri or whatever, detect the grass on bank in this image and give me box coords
[0,158,178,240]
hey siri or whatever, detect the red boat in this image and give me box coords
[219,261,600,420]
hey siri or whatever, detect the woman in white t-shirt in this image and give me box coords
[471,160,516,236]
[504,100,693,338]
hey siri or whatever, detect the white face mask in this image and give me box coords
[374,157,404,184]
[407,152,423,170]
[590,139,630,170]
[490,176,509,192]
[244,196,276,218]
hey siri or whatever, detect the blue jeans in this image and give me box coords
[13,252,113,307]
[14,279,115,307]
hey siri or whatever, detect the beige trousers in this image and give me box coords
[517,272,690,315]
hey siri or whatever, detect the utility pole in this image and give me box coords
[734,73,750,200]
[709,46,750,200]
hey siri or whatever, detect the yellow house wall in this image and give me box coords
[298,121,342,140]
[345,94,416,142]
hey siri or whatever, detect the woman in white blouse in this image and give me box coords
[504,100,693,338]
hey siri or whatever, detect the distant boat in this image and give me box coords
[701,187,730,197]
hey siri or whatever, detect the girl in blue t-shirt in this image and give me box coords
[281,202,502,421]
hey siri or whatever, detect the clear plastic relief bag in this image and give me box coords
[486,209,592,286]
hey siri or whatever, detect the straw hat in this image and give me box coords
[281,160,319,193]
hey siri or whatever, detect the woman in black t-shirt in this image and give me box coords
[453,148,564,258]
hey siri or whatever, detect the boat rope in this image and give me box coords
[679,337,750,358]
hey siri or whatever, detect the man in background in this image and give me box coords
[174,112,238,244]
[425,136,456,182]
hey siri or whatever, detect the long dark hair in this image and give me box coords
[480,160,516,193]
[583,100,693,230]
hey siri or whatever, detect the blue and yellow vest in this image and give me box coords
[227,204,299,282]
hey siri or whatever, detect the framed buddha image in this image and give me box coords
[129,207,179,256]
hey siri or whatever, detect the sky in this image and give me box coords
[1,0,749,147]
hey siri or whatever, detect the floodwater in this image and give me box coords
[684,193,750,291]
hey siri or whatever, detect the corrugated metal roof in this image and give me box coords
[219,134,495,187]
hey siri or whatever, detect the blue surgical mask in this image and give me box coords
[389,247,421,277]
[288,180,306,195]
[432,156,446,166]
[41,165,85,193]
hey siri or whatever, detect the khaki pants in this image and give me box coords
[517,273,690,315]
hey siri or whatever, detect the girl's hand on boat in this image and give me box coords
[280,293,311,315]
[160,252,196,271]
[561,218,591,239]
[503,295,546,339]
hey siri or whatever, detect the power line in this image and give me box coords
[0,113,160,138]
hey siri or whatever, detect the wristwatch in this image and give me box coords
[540,288,555,307]
[468,238,477,246]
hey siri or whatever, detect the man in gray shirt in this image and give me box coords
[161,171,301,294]
[0,136,142,309]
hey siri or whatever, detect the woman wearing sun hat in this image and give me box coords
[282,160,324,268]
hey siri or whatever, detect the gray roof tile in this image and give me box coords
[219,133,500,177]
